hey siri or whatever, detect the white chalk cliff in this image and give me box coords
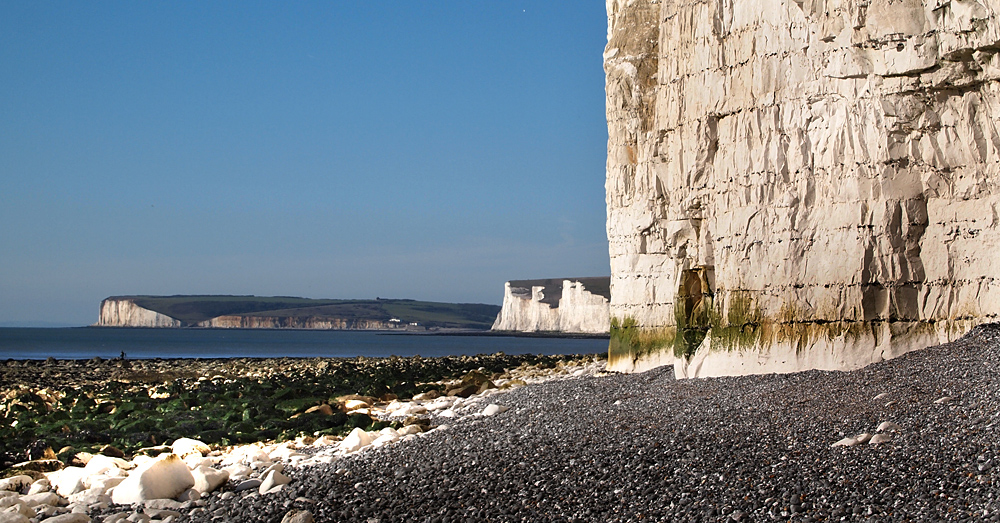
[605,0,999,376]
[98,298,183,328]
[491,278,611,334]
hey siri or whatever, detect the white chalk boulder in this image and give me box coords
[259,470,292,494]
[171,438,210,458]
[41,514,91,523]
[339,428,373,454]
[191,466,229,495]
[0,510,30,523]
[111,453,195,505]
[482,404,509,416]
[0,476,32,493]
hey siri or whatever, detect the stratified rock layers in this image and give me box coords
[98,298,183,328]
[491,278,611,334]
[605,0,999,376]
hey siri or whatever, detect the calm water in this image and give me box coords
[0,328,609,360]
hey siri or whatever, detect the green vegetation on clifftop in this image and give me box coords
[108,295,501,330]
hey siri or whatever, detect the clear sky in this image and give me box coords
[0,2,611,326]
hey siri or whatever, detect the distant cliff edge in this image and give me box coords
[491,278,611,334]
[96,296,501,331]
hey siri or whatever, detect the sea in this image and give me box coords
[0,328,610,360]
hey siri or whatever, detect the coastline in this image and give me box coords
[1,325,996,522]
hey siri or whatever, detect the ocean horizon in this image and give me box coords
[0,327,609,360]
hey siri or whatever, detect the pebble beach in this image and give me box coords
[2,324,998,522]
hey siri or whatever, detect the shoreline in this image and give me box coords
[2,324,996,521]
[0,352,606,470]
[82,325,611,339]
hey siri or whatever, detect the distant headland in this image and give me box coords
[95,295,501,331]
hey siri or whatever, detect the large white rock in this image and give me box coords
[39,514,90,523]
[49,467,88,498]
[110,454,194,505]
[191,466,229,495]
[83,455,128,476]
[170,438,210,458]
[0,498,34,518]
[0,513,29,523]
[338,428,373,454]
[604,0,1000,377]
[258,470,292,494]
[0,476,32,494]
[19,492,61,508]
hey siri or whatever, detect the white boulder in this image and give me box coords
[111,454,195,505]
[339,428,373,454]
[0,512,29,523]
[259,470,292,494]
[482,404,509,416]
[170,438,210,458]
[51,467,88,497]
[41,514,91,523]
[0,476,32,493]
[191,466,229,495]
[19,492,61,507]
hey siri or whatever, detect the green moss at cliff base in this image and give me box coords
[608,317,695,365]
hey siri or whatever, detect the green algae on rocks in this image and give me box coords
[0,353,599,473]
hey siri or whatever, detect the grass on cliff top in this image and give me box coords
[109,295,501,329]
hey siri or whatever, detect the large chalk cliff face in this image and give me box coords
[98,299,183,328]
[605,0,1000,376]
[491,278,612,334]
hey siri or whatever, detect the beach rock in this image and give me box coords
[110,454,194,505]
[445,370,496,398]
[303,404,333,416]
[481,404,509,416]
[371,428,400,447]
[412,390,440,401]
[143,499,182,510]
[233,479,261,493]
[338,428,372,454]
[0,476,32,493]
[71,453,93,467]
[11,459,63,472]
[44,514,92,523]
[175,488,199,502]
[398,425,423,436]
[102,512,128,523]
[0,498,34,518]
[84,455,128,476]
[0,512,29,523]
[220,464,251,481]
[831,437,859,448]
[169,438,209,458]
[258,470,292,494]
[876,421,903,433]
[27,479,50,495]
[98,446,125,459]
[280,509,314,523]
[20,492,61,507]
[869,434,893,445]
[51,467,88,497]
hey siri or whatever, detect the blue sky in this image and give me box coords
[0,2,610,326]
